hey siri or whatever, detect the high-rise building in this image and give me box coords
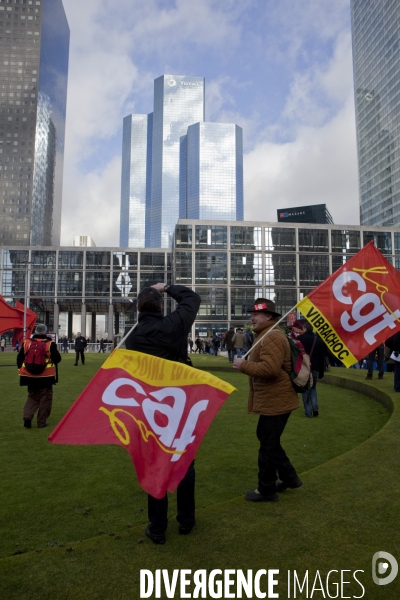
[148,75,205,248]
[351,0,400,226]
[120,113,152,247]
[181,122,244,221]
[120,74,244,249]
[0,0,69,247]
[277,204,333,224]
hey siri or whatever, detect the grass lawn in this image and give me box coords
[0,351,399,599]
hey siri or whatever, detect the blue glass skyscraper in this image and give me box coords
[181,122,243,221]
[351,0,400,226]
[120,114,152,247]
[0,0,69,246]
[148,75,205,248]
[120,75,244,248]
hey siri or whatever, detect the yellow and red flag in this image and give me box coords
[49,350,235,499]
[296,241,400,367]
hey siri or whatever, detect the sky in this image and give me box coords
[60,0,359,247]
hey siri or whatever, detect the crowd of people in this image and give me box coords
[13,286,400,545]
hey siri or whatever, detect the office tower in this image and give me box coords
[120,74,244,248]
[148,75,205,248]
[180,122,244,221]
[277,204,334,224]
[120,113,152,247]
[351,0,400,226]
[0,0,69,247]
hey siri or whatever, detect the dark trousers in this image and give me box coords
[394,361,400,391]
[367,346,384,377]
[75,350,85,365]
[147,462,195,535]
[23,387,53,427]
[256,413,297,496]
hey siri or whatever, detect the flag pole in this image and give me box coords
[116,322,138,350]
[241,305,298,360]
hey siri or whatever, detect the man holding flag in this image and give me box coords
[125,283,201,545]
[233,299,302,502]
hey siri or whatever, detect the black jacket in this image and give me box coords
[75,336,87,352]
[17,334,62,388]
[297,330,325,378]
[125,285,201,362]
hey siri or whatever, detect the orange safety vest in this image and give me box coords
[18,339,56,378]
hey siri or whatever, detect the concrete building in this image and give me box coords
[2,220,400,340]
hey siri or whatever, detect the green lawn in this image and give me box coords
[0,351,399,599]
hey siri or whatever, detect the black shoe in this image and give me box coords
[365,375,372,380]
[23,418,32,429]
[313,410,319,417]
[74,364,78,366]
[245,490,278,502]
[276,476,302,492]
[378,375,384,380]
[38,422,48,428]
[145,525,166,545]
[179,521,196,535]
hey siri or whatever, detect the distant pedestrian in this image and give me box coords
[62,336,69,353]
[1,337,5,351]
[224,327,236,362]
[17,323,61,429]
[98,338,106,353]
[14,340,20,352]
[194,337,203,353]
[365,344,384,380]
[211,335,220,356]
[74,332,87,366]
[297,323,325,418]
[232,328,246,358]
[188,338,194,353]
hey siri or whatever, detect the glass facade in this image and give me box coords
[2,221,400,337]
[277,204,333,224]
[184,122,243,221]
[120,114,152,247]
[0,0,69,247]
[351,0,400,226]
[149,75,205,248]
[122,75,244,248]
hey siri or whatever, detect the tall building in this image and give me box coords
[351,0,400,226]
[0,0,69,247]
[120,74,244,249]
[181,122,244,221]
[277,204,333,224]
[120,113,152,248]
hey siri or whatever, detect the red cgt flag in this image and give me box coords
[296,241,400,367]
[49,350,236,499]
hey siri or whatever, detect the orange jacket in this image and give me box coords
[18,338,56,379]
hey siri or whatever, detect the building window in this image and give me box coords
[265,227,296,251]
[299,229,329,252]
[230,226,262,250]
[195,252,227,284]
[195,225,227,248]
[175,225,192,248]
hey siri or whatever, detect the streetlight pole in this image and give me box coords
[23,261,32,341]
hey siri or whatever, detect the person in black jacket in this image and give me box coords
[17,323,62,428]
[125,282,201,545]
[297,322,325,418]
[74,332,87,366]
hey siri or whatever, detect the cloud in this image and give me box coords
[58,0,358,247]
[60,156,121,246]
[244,96,359,227]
